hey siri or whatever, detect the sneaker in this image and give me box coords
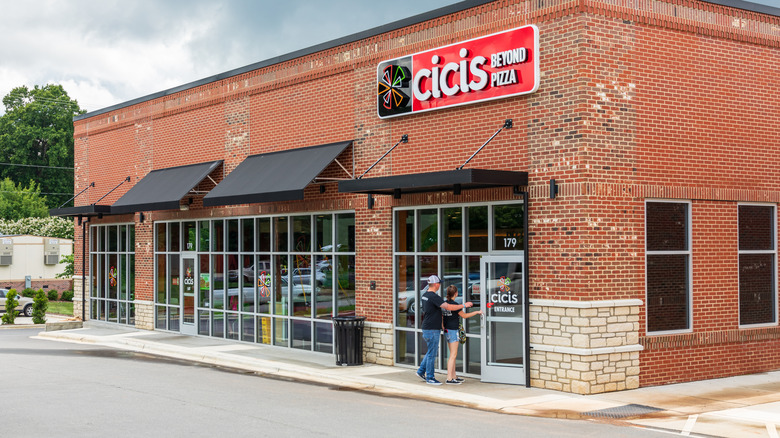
[426,378,443,385]
[446,379,462,385]
[455,377,465,382]
[416,371,426,382]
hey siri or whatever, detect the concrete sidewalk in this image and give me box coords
[33,322,780,438]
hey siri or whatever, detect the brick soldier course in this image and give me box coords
[62,0,779,394]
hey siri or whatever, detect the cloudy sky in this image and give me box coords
[1,0,777,116]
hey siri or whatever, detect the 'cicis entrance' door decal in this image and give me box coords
[377,25,539,119]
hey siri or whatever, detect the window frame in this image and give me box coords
[737,202,778,328]
[644,199,693,335]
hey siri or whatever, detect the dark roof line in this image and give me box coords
[705,0,780,16]
[74,0,779,121]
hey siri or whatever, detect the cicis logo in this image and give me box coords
[183,267,195,286]
[377,59,412,118]
[377,24,539,119]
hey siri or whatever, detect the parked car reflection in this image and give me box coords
[397,275,479,317]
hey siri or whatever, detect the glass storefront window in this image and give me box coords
[257,218,271,252]
[275,217,289,252]
[273,254,289,316]
[418,209,438,252]
[396,210,414,252]
[443,207,462,252]
[212,255,224,309]
[108,226,118,252]
[257,255,271,314]
[242,219,254,252]
[169,254,180,305]
[242,254,254,312]
[396,255,416,329]
[119,254,127,300]
[293,216,311,253]
[108,254,118,299]
[148,212,354,355]
[120,225,127,252]
[227,219,239,252]
[156,223,166,252]
[156,254,166,304]
[183,221,196,251]
[335,255,355,316]
[393,203,524,376]
[336,213,355,252]
[493,204,524,251]
[315,215,333,251]
[170,222,180,252]
[315,255,333,318]
[198,221,209,252]
[91,224,136,327]
[467,206,488,252]
[212,220,224,252]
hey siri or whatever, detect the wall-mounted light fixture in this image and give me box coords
[138,212,145,223]
[550,179,559,199]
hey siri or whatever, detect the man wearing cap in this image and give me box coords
[416,274,474,385]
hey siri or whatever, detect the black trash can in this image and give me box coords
[333,316,366,366]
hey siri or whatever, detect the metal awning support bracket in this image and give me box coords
[357,134,408,179]
[94,176,131,204]
[457,119,512,170]
[59,182,95,208]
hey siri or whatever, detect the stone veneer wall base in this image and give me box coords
[363,321,394,366]
[529,299,643,394]
[134,300,155,330]
[72,275,89,321]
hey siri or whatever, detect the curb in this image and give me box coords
[34,330,539,414]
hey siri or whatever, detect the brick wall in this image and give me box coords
[70,0,780,389]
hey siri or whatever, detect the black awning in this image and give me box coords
[49,204,112,218]
[338,169,528,197]
[203,141,352,207]
[111,160,223,214]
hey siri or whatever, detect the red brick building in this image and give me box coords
[53,0,780,394]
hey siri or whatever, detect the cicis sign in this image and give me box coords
[377,25,539,119]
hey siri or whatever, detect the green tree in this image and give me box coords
[1,289,19,324]
[0,85,85,209]
[0,178,49,219]
[32,289,48,324]
[56,254,74,279]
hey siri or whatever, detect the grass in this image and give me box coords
[48,301,74,316]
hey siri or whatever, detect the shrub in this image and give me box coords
[47,290,59,301]
[1,289,19,324]
[32,290,47,324]
[21,288,36,298]
[60,290,74,302]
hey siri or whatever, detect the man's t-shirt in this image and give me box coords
[443,299,460,331]
[420,291,445,330]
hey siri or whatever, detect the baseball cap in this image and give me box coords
[427,274,440,285]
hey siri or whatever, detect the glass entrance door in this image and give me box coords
[181,255,197,335]
[480,255,526,385]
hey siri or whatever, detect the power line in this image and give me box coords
[3,92,83,110]
[0,190,73,196]
[0,162,73,170]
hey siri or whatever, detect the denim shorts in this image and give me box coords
[444,329,459,344]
